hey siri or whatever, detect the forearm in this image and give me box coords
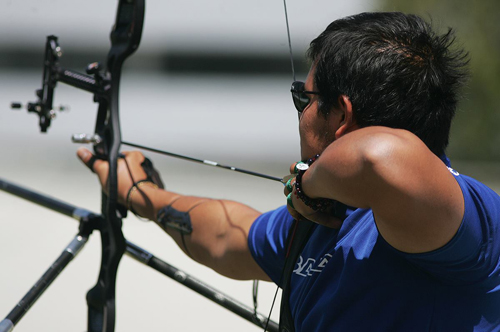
[76,148,269,279]
[128,185,270,280]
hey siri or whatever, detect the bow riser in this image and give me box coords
[85,2,145,331]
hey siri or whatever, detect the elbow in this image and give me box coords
[360,132,404,171]
[354,132,406,206]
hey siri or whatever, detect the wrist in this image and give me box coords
[294,155,334,212]
[126,180,159,215]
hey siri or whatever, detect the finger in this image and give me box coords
[286,192,294,209]
[77,147,103,173]
[283,177,295,196]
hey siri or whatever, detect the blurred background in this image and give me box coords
[0,1,498,331]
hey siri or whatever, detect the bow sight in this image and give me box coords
[5,1,144,331]
[10,0,143,159]
[1,1,278,331]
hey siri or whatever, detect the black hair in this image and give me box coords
[307,12,469,156]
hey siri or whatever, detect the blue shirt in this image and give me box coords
[248,169,500,331]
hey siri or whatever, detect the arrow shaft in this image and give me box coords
[121,141,284,183]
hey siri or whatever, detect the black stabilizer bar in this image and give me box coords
[0,178,279,331]
[126,241,280,332]
[0,178,86,220]
[0,234,89,332]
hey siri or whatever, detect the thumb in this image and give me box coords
[77,147,99,173]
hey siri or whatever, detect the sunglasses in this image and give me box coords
[290,81,320,115]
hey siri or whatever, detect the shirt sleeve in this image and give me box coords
[400,174,500,286]
[248,205,295,285]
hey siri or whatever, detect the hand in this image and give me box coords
[76,147,148,206]
[284,161,343,229]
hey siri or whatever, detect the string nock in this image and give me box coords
[280,174,295,185]
[72,133,103,145]
[49,39,63,58]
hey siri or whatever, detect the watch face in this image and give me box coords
[295,163,309,172]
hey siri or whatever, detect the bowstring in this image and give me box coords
[283,0,296,82]
[125,2,298,328]
[261,1,297,330]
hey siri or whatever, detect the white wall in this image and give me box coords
[1,0,372,55]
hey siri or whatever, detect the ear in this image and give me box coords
[334,95,357,139]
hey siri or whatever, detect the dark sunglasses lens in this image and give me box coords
[292,91,310,113]
[291,81,310,113]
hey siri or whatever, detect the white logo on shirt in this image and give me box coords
[447,167,459,176]
[293,254,332,277]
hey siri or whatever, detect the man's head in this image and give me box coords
[307,12,469,156]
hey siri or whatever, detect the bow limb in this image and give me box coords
[85,2,145,332]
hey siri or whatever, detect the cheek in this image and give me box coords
[299,117,322,157]
[299,112,338,158]
[298,121,311,158]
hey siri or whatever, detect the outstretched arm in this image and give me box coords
[289,126,464,253]
[77,148,271,281]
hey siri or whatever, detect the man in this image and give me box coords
[77,12,500,331]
